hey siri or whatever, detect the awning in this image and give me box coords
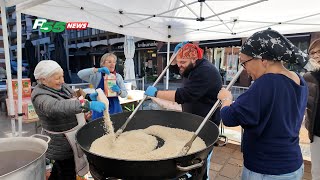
[89,49,107,56]
[158,43,178,54]
[199,38,242,48]
[284,33,311,45]
[284,33,310,39]
[135,40,158,50]
[111,43,124,52]
[69,51,89,56]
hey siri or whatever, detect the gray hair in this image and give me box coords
[36,68,63,84]
[100,53,117,67]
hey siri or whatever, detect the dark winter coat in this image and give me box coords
[31,84,83,160]
[304,71,320,142]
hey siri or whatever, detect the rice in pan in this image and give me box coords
[90,125,206,160]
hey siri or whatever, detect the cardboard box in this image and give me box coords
[8,78,31,99]
[6,98,38,121]
[104,74,117,97]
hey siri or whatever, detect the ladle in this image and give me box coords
[151,135,165,149]
[179,66,244,156]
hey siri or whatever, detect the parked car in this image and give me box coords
[11,60,29,76]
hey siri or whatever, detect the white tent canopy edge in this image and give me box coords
[17,0,320,42]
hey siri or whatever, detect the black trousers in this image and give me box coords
[48,158,76,180]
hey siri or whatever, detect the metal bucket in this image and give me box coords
[0,134,50,180]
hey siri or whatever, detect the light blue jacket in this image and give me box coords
[77,68,128,98]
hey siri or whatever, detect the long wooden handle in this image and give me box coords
[115,50,180,137]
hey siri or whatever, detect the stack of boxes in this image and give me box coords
[6,78,38,121]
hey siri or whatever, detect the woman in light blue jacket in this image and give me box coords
[78,53,127,120]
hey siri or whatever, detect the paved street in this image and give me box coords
[209,141,312,180]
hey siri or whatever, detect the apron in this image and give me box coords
[92,72,123,120]
[43,113,89,176]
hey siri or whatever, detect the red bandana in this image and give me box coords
[177,44,203,60]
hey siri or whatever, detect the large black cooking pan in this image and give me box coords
[76,110,219,179]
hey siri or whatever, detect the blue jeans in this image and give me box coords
[242,164,304,180]
[206,150,213,179]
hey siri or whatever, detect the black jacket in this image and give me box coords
[304,71,320,142]
[174,59,222,125]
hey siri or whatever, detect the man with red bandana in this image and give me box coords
[145,42,222,126]
[145,42,222,179]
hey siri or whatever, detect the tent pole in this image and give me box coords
[0,1,16,136]
[16,11,23,137]
[64,32,71,81]
[206,0,266,20]
[165,42,170,90]
[180,0,199,18]
[204,2,233,33]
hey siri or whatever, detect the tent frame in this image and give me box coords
[2,0,320,136]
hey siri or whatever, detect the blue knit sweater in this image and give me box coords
[220,73,307,175]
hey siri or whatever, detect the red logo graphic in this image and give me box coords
[66,22,89,30]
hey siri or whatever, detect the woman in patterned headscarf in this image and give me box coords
[217,29,308,180]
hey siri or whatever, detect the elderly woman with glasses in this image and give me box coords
[303,38,320,180]
[217,29,308,180]
[78,53,128,120]
[31,60,106,180]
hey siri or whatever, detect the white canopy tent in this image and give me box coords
[15,0,320,41]
[2,0,320,135]
[124,35,137,89]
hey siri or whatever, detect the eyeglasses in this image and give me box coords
[310,50,320,58]
[240,57,255,68]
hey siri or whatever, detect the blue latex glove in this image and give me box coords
[89,92,98,101]
[111,84,120,93]
[89,101,106,113]
[145,86,158,97]
[97,67,110,75]
[174,41,189,53]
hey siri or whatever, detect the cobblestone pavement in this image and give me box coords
[209,141,312,180]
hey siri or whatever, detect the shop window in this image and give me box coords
[83,29,88,37]
[77,30,82,38]
[92,29,97,35]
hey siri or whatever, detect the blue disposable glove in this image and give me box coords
[89,101,106,113]
[145,86,158,97]
[111,84,120,93]
[97,67,110,75]
[174,41,189,53]
[89,92,98,101]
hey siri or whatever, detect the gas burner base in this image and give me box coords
[89,165,192,180]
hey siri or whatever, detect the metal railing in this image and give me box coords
[123,78,145,91]
[222,85,249,100]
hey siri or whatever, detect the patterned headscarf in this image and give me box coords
[177,43,203,60]
[240,29,308,68]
